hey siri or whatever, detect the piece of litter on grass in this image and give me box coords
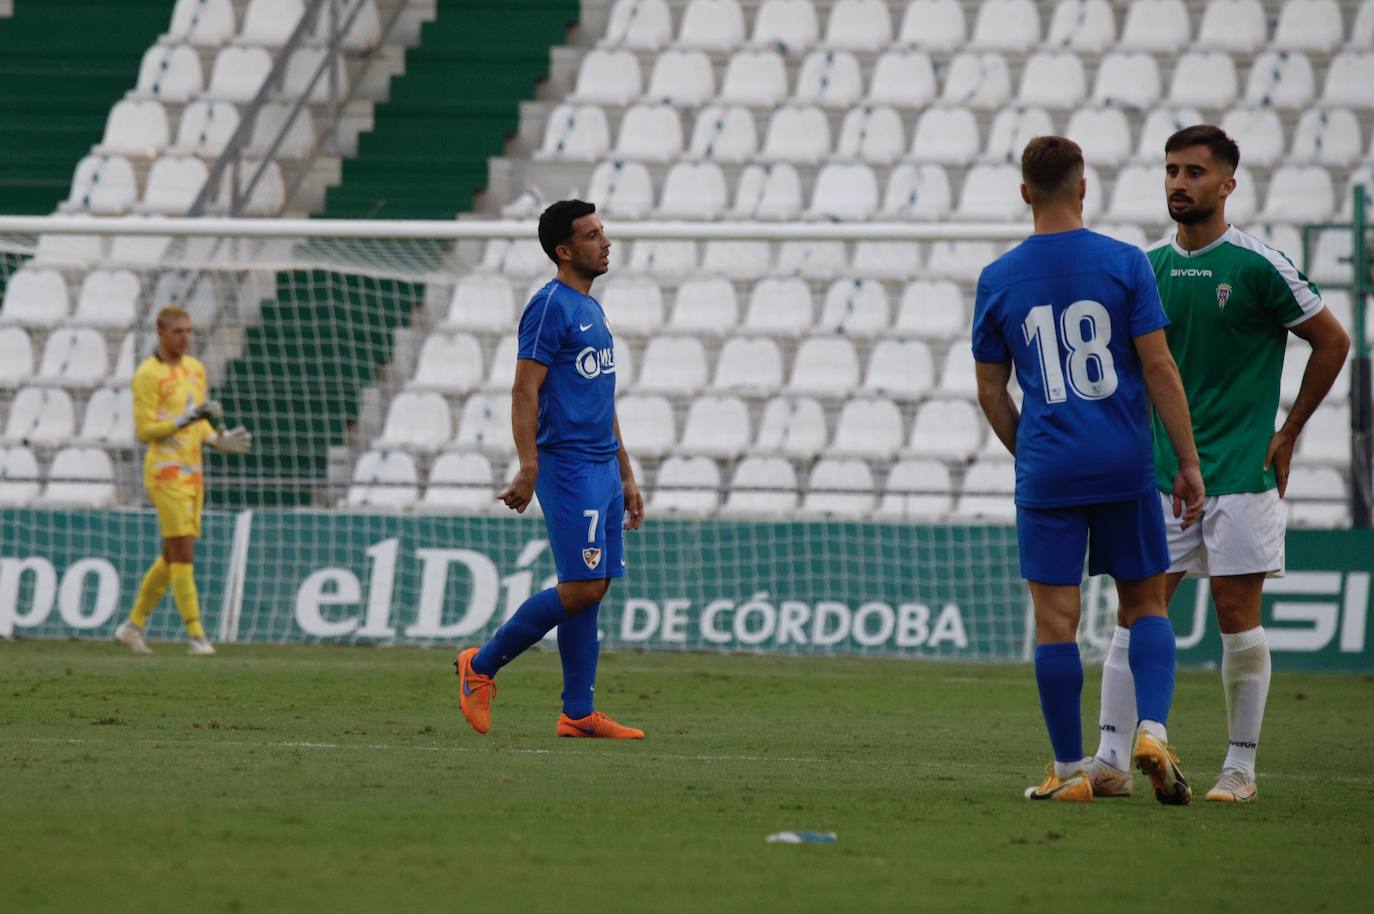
[766,831,837,844]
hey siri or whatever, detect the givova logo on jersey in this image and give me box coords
[575,346,616,380]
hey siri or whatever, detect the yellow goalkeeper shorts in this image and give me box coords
[149,483,204,539]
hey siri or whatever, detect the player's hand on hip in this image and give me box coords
[622,477,644,530]
[1172,464,1206,531]
[498,465,537,513]
[1264,427,1298,498]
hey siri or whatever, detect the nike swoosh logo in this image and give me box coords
[462,681,476,696]
[571,723,596,735]
[579,322,593,331]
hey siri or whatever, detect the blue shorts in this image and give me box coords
[536,451,625,582]
[1016,489,1169,586]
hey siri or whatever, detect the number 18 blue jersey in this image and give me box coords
[971,228,1169,508]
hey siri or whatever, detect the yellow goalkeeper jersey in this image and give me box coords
[132,354,214,488]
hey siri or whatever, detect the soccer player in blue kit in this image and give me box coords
[455,200,646,740]
[972,137,1206,803]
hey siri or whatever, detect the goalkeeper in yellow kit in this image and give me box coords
[113,307,252,656]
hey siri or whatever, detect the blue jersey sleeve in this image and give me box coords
[517,285,567,365]
[1128,248,1170,338]
[971,271,1010,363]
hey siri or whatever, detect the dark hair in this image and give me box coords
[538,199,597,265]
[1164,125,1240,171]
[1020,136,1084,204]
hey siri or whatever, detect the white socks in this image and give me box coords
[1095,625,1136,771]
[1221,626,1271,780]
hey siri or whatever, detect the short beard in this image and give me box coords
[1169,201,1217,225]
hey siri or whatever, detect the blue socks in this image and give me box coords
[557,602,601,719]
[472,587,568,677]
[1128,615,1176,726]
[1034,642,1084,763]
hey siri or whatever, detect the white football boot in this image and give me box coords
[114,621,153,655]
[188,636,217,656]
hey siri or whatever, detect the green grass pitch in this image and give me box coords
[2,641,1372,914]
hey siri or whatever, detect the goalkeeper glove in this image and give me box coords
[211,426,253,454]
[175,397,223,429]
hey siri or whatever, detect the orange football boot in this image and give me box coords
[454,647,496,734]
[556,711,645,739]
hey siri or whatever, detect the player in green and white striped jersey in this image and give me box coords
[1088,126,1351,804]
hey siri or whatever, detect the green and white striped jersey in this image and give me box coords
[1147,226,1324,495]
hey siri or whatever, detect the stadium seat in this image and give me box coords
[482,334,518,391]
[653,455,721,515]
[1297,404,1350,465]
[1339,168,1374,219]
[1272,0,1343,52]
[835,106,906,165]
[3,387,76,448]
[140,155,209,216]
[1282,341,1350,406]
[217,159,285,216]
[923,241,999,282]
[40,448,115,507]
[1108,164,1167,223]
[829,397,903,460]
[239,0,304,46]
[1168,52,1238,109]
[883,164,953,219]
[970,0,1041,52]
[1244,51,1315,109]
[760,106,832,164]
[897,0,966,51]
[1263,166,1334,223]
[878,459,954,521]
[66,155,137,216]
[817,279,888,337]
[1135,107,1205,162]
[852,241,923,280]
[628,239,698,276]
[96,100,169,158]
[112,334,136,385]
[1017,54,1085,109]
[824,0,891,50]
[446,275,514,333]
[0,447,41,507]
[1352,0,1374,47]
[312,0,382,50]
[910,107,980,163]
[721,456,799,515]
[172,100,240,157]
[37,329,108,388]
[908,398,982,459]
[646,50,715,106]
[1290,108,1365,167]
[1093,53,1161,108]
[1118,0,1189,51]
[754,396,827,458]
[957,164,1024,221]
[895,280,965,339]
[539,104,611,161]
[615,394,676,457]
[941,53,1012,109]
[936,344,979,398]
[77,387,134,449]
[454,394,515,454]
[586,161,655,218]
[421,452,495,513]
[956,460,1017,522]
[599,278,664,337]
[409,333,484,394]
[1286,466,1350,528]
[795,50,863,108]
[787,337,860,397]
[686,105,757,162]
[347,450,419,510]
[751,0,819,52]
[677,0,746,51]
[1065,108,1132,167]
[743,278,813,336]
[284,46,349,104]
[776,241,847,279]
[867,52,938,108]
[863,339,934,401]
[1323,53,1374,108]
[133,44,203,102]
[678,395,752,458]
[203,45,271,102]
[700,240,772,279]
[713,337,785,393]
[800,458,877,518]
[637,336,708,393]
[1,269,69,328]
[603,0,673,50]
[573,50,642,105]
[32,229,104,269]
[668,277,738,336]
[0,328,32,387]
[165,0,235,46]
[1219,108,1285,168]
[248,103,317,159]
[808,163,879,220]
[719,51,787,106]
[1196,0,1268,53]
[1250,224,1304,263]
[377,391,452,452]
[984,107,1054,164]
[1044,0,1116,53]
[660,162,729,219]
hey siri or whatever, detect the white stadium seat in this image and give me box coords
[678,395,752,458]
[133,44,203,102]
[908,398,982,460]
[1290,108,1365,167]
[1168,52,1238,109]
[825,0,892,51]
[835,106,906,165]
[239,0,305,47]
[719,51,788,106]
[1093,53,1162,108]
[1196,0,1268,53]
[1352,0,1374,46]
[1263,166,1334,223]
[0,447,41,507]
[0,328,33,388]
[669,277,738,336]
[166,0,235,46]
[1066,108,1132,167]
[863,340,934,401]
[896,281,965,339]
[616,394,676,457]
[852,241,923,279]
[603,0,673,50]
[1272,0,1344,52]
[33,228,104,268]
[787,337,860,397]
[37,329,108,388]
[173,100,241,157]
[808,163,879,220]
[410,333,484,394]
[40,447,115,507]
[722,456,799,516]
[1108,164,1168,223]
[573,50,642,105]
[760,106,832,164]
[586,160,654,218]
[751,0,819,52]
[1286,466,1350,528]
[686,105,757,163]
[615,102,684,161]
[700,240,771,280]
[817,279,888,337]
[1220,108,1285,168]
[422,452,495,513]
[795,50,863,108]
[347,450,419,510]
[776,241,848,279]
[628,240,698,277]
[539,104,611,161]
[755,396,828,458]
[883,164,953,219]
[1017,53,1085,109]
[311,0,381,49]
[3,387,76,448]
[1044,0,1116,53]
[446,275,514,333]
[66,155,137,216]
[637,336,708,393]
[731,164,803,220]
[714,337,785,393]
[956,460,1016,522]
[140,155,208,216]
[284,46,349,104]
[868,52,937,108]
[645,50,715,106]
[970,0,1041,52]
[924,241,999,282]
[377,391,452,452]
[96,100,169,157]
[1244,51,1315,109]
[1118,0,1189,51]
[830,397,903,460]
[1,269,69,327]
[800,458,877,518]
[599,277,664,337]
[1340,168,1374,219]
[897,0,966,52]
[249,104,316,159]
[1298,404,1350,465]
[659,162,728,219]
[203,45,271,102]
[743,278,813,336]
[653,456,721,515]
[454,393,514,454]
[217,159,285,216]
[677,0,746,51]
[1135,108,1205,162]
[910,107,979,163]
[941,53,1012,109]
[957,164,1024,221]
[936,343,979,398]
[1323,53,1374,108]
[482,335,518,391]
[984,108,1054,163]
[112,334,136,386]
[879,459,954,521]
[77,387,134,449]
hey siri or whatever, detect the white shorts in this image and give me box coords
[1159,489,1286,579]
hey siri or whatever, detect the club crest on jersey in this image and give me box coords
[582,547,602,570]
[1216,283,1233,310]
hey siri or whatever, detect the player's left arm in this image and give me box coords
[613,410,644,530]
[974,360,1019,456]
[1269,307,1351,496]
